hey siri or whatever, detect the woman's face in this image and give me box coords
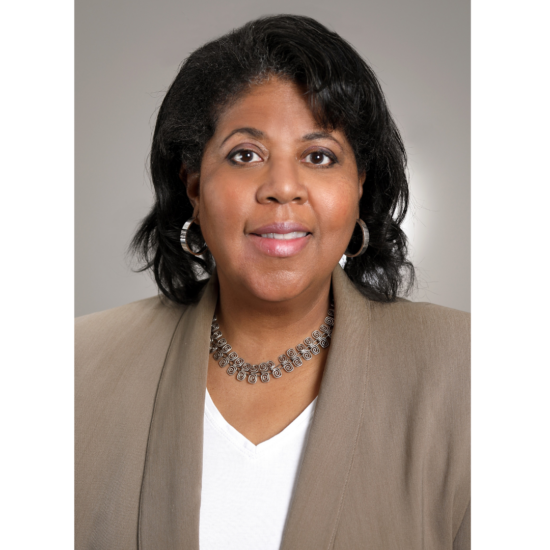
[187,77,363,303]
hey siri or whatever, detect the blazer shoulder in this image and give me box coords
[75,295,187,382]
[371,298,470,335]
[367,298,470,376]
[76,295,185,345]
[76,294,185,330]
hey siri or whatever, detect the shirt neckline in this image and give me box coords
[204,388,317,457]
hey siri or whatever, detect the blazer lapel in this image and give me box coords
[280,265,372,550]
[138,274,219,550]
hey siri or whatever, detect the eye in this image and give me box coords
[303,151,335,166]
[229,149,262,164]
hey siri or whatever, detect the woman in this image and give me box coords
[76,15,470,550]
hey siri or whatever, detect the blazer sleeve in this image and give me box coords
[453,500,471,550]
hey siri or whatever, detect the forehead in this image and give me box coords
[214,78,317,134]
[212,77,347,145]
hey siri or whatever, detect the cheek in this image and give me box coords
[314,179,360,237]
[198,174,250,251]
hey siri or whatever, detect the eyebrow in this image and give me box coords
[219,127,343,149]
[220,127,265,147]
[301,131,342,148]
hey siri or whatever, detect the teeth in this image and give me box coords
[260,232,308,240]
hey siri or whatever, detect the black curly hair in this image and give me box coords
[131,14,415,304]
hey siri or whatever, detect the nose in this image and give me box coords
[256,157,308,205]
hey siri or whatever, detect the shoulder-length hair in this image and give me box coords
[131,14,414,304]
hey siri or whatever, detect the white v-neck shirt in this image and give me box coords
[199,389,317,550]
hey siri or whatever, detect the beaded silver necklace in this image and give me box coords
[209,302,335,384]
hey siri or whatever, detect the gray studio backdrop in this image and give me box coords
[76,0,470,317]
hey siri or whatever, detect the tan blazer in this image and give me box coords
[76,265,470,549]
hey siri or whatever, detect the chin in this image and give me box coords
[233,265,317,303]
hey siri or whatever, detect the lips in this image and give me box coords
[247,222,311,258]
[257,231,308,240]
[250,222,311,235]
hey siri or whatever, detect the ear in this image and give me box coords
[179,165,201,218]
[358,171,366,200]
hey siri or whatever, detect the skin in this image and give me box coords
[183,77,364,444]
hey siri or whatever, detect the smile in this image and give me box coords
[247,222,312,258]
[259,232,309,240]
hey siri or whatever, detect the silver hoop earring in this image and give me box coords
[180,217,208,256]
[345,219,369,258]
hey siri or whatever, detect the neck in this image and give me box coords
[214,271,332,365]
